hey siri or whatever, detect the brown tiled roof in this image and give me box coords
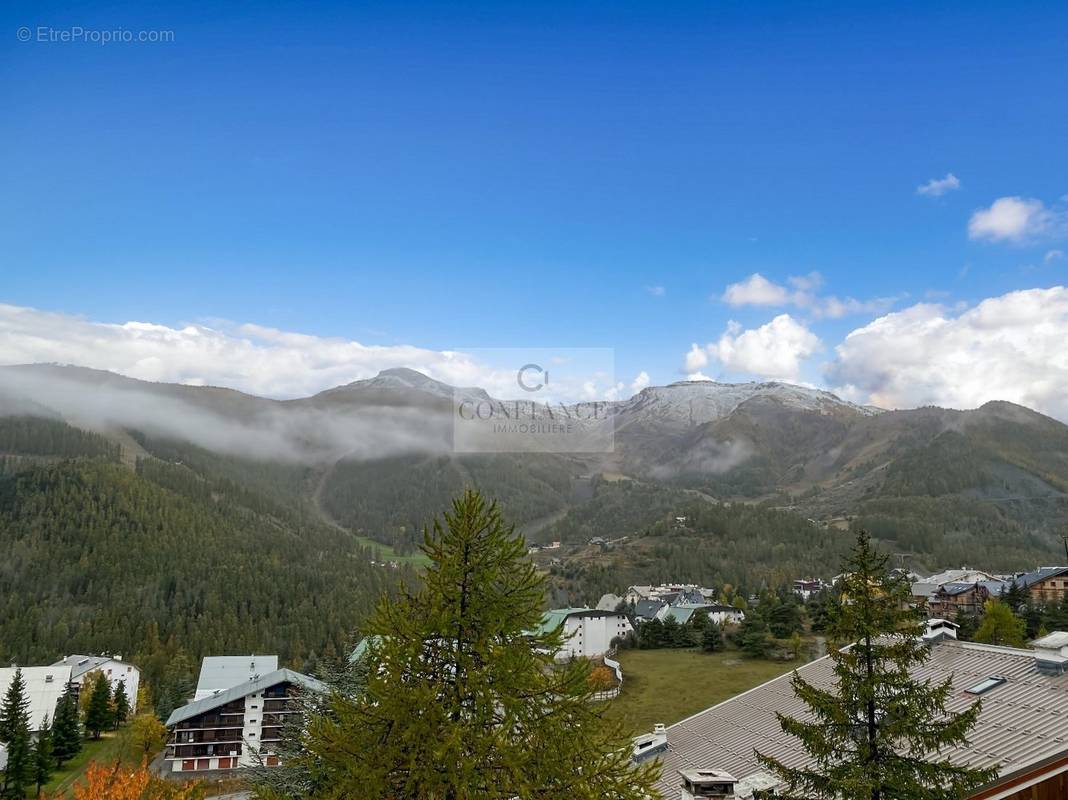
[651,640,1068,798]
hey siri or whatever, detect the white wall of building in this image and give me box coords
[558,613,633,660]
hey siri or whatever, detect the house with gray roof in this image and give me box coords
[645,635,1068,799]
[53,653,140,708]
[165,667,323,774]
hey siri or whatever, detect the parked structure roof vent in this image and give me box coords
[679,769,738,799]
[1033,631,1068,674]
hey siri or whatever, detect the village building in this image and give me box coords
[1015,566,1068,606]
[53,654,140,705]
[165,667,322,773]
[928,580,1007,618]
[644,633,1068,799]
[0,665,72,731]
[537,608,633,660]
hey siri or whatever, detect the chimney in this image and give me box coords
[1033,631,1068,674]
[632,724,668,762]
[922,618,959,643]
[679,769,738,799]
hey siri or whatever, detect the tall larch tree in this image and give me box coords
[256,489,659,800]
[756,530,998,800]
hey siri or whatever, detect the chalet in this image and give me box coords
[1015,567,1068,606]
[928,580,1007,618]
[646,634,1068,799]
[912,568,999,608]
[164,668,323,773]
[706,604,745,626]
[792,578,824,601]
[537,608,633,660]
[656,603,744,626]
[634,598,668,622]
[53,654,140,706]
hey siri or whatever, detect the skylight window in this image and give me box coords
[965,676,1007,695]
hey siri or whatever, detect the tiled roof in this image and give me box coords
[651,639,1068,798]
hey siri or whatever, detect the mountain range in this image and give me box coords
[2,362,1067,668]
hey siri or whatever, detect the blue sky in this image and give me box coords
[1,1,1067,413]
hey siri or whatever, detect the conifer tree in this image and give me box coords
[701,621,723,652]
[0,667,33,799]
[260,490,660,799]
[756,530,997,800]
[112,680,131,727]
[51,687,83,765]
[85,673,113,739]
[973,599,1026,648]
[31,715,55,796]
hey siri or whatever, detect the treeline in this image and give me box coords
[0,459,407,699]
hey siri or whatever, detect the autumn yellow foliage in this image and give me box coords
[58,760,202,800]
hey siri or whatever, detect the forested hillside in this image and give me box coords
[0,457,405,694]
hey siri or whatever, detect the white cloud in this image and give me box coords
[686,314,822,382]
[0,303,605,402]
[646,285,666,297]
[968,196,1066,243]
[722,272,897,319]
[685,343,709,372]
[828,287,1068,420]
[722,273,791,306]
[916,173,961,197]
[1046,249,1065,264]
[631,371,651,393]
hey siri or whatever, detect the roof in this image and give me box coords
[535,608,622,635]
[635,599,667,620]
[925,569,997,585]
[1034,631,1068,650]
[1015,566,1068,589]
[936,580,1007,597]
[166,668,325,727]
[652,639,1068,798]
[194,654,279,700]
[0,666,72,730]
[52,654,138,680]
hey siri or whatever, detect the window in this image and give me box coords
[965,676,1007,695]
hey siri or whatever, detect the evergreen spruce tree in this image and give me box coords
[701,621,723,652]
[112,680,131,727]
[51,687,83,765]
[31,715,55,796]
[85,673,113,739]
[756,530,997,800]
[257,490,660,800]
[0,667,33,799]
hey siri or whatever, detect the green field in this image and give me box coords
[353,534,432,566]
[603,648,804,735]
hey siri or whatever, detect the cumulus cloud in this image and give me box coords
[968,196,1066,243]
[916,173,961,197]
[686,314,822,382]
[828,287,1068,420]
[631,371,651,393]
[721,272,897,319]
[722,273,791,306]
